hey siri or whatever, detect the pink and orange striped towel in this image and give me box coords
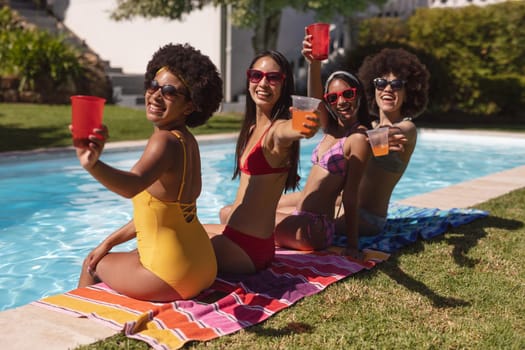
[34,248,386,349]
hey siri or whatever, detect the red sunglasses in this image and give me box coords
[323,88,357,105]
[246,69,285,85]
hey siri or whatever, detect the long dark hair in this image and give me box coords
[324,71,373,130]
[232,50,300,191]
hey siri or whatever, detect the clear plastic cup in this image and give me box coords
[291,95,321,133]
[366,127,389,157]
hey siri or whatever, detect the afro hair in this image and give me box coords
[358,48,429,119]
[144,43,223,127]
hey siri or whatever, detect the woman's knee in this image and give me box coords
[275,216,326,250]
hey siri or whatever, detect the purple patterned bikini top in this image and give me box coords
[311,129,355,177]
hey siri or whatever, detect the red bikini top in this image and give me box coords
[239,124,290,175]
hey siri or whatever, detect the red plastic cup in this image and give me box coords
[306,23,330,60]
[70,95,105,148]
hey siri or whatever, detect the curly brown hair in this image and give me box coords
[144,43,223,127]
[358,48,429,119]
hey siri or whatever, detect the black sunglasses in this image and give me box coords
[323,88,357,105]
[246,69,285,85]
[146,80,188,100]
[373,78,406,91]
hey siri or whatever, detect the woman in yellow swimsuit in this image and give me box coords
[74,43,223,301]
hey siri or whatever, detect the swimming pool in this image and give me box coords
[1,129,525,311]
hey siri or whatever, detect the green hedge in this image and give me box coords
[348,1,525,118]
[408,2,525,116]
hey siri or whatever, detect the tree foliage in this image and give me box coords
[408,2,525,115]
[347,1,525,117]
[110,0,386,53]
[0,6,83,103]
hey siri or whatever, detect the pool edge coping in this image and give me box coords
[2,128,525,159]
[0,132,240,160]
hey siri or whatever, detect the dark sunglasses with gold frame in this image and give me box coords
[146,80,189,100]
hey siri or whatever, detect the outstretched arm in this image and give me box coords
[273,113,320,147]
[388,120,417,156]
[302,29,323,101]
[76,129,180,198]
[302,28,330,128]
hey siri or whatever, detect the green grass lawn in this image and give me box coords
[2,102,524,153]
[0,103,242,152]
[77,188,525,349]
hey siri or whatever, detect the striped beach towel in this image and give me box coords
[35,249,380,349]
[350,203,488,252]
[33,204,487,349]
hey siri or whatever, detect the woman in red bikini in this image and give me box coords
[204,50,320,274]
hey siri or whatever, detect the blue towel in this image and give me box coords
[333,203,488,253]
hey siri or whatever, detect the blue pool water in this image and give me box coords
[1,130,525,311]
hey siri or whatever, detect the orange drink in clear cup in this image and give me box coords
[366,127,389,157]
[291,95,321,133]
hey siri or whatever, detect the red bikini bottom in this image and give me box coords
[222,225,275,270]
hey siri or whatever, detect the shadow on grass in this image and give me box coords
[447,214,522,266]
[247,321,315,338]
[0,124,70,152]
[359,214,523,309]
[376,241,473,308]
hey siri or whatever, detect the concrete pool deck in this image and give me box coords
[1,129,525,349]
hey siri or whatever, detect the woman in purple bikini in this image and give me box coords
[273,32,373,259]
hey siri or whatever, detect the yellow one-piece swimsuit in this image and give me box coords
[132,131,217,299]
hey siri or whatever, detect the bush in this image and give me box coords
[358,17,408,45]
[333,2,525,119]
[407,2,525,116]
[0,6,86,103]
[476,74,525,117]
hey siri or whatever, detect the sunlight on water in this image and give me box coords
[1,130,525,310]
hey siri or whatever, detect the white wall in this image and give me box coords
[228,8,315,100]
[56,0,223,74]
[48,2,319,101]
[429,0,505,7]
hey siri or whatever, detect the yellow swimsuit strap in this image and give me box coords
[171,131,197,221]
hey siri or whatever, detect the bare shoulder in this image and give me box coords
[394,118,416,132]
[394,119,417,143]
[345,131,369,157]
[348,129,368,143]
[145,129,185,153]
